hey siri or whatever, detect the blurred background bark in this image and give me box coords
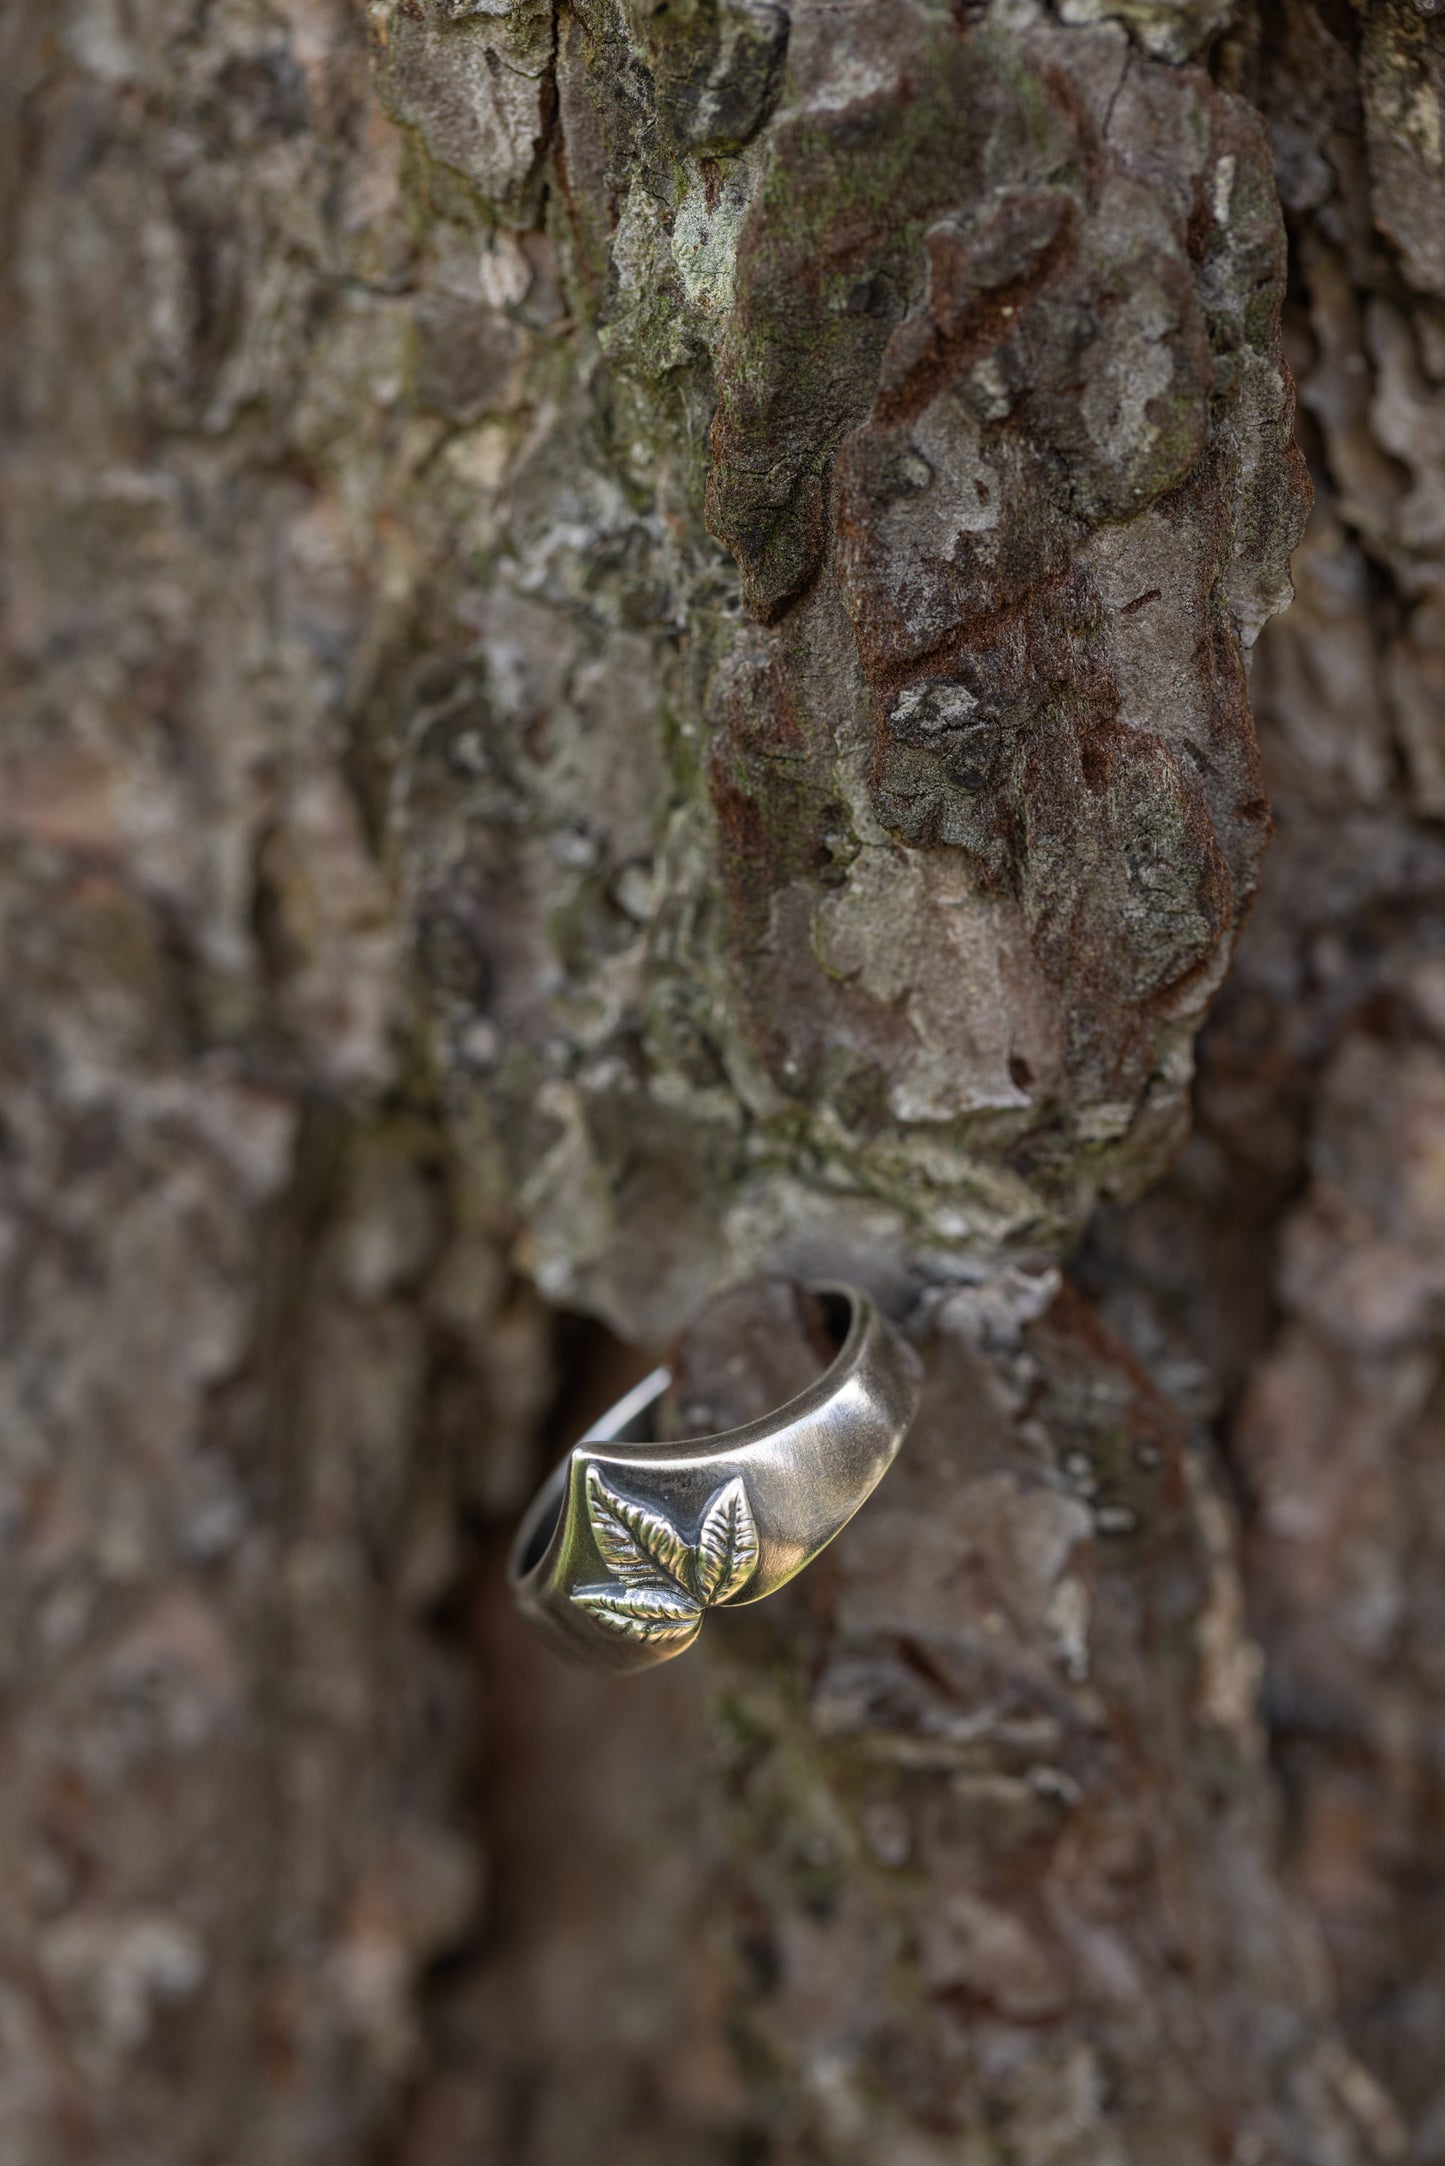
[3,0,1445,2159]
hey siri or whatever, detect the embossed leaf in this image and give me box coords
[585,1466,693,1589]
[572,1580,702,1644]
[692,1476,760,1605]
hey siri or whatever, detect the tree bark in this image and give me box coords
[2,0,1443,2161]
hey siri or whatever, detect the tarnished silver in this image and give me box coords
[508,1285,921,1673]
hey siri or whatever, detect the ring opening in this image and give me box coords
[515,1465,565,1577]
[512,1289,857,1584]
[815,1287,851,1351]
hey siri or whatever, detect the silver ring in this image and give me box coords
[508,1285,921,1673]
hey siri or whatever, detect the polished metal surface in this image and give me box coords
[508,1285,922,1673]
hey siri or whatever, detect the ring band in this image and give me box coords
[508,1285,922,1673]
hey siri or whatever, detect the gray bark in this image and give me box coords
[1,0,1443,2160]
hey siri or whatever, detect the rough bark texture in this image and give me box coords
[2,0,1443,2161]
[1084,2,1445,2148]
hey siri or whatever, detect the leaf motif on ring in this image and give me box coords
[693,1477,760,1605]
[571,1580,701,1644]
[585,1467,693,1588]
[575,1465,761,1644]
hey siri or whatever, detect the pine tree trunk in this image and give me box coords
[2,0,1443,2159]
